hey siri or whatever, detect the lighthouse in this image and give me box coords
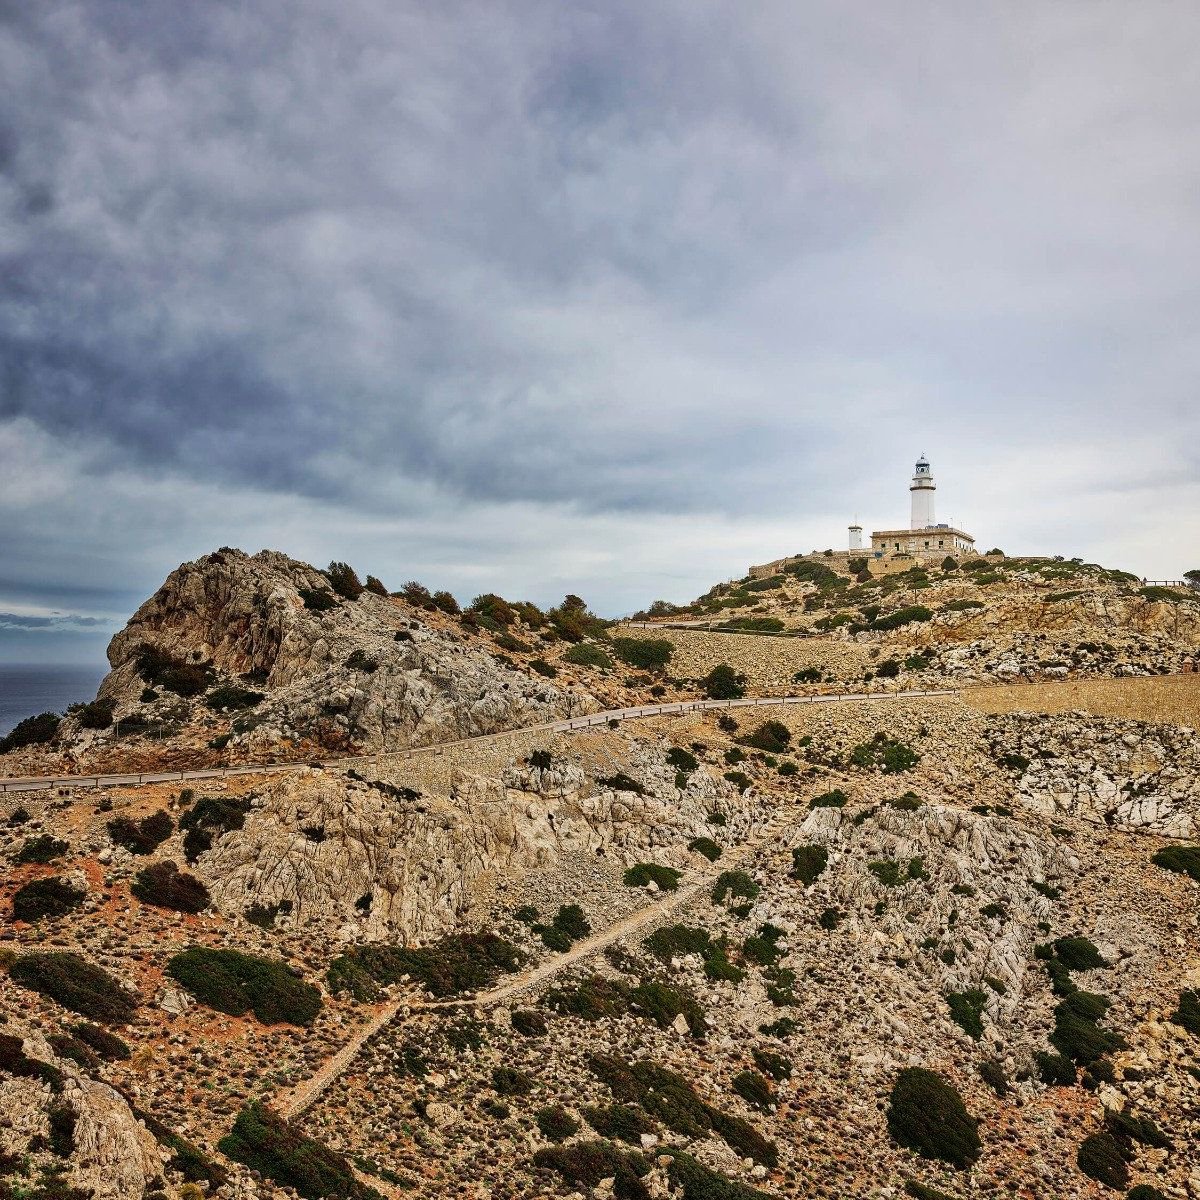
[910,455,935,529]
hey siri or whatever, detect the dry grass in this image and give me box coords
[963,674,1200,728]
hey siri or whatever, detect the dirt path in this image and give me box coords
[276,802,799,1119]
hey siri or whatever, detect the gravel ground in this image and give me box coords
[964,674,1200,728]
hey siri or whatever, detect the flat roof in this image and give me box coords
[870,527,975,540]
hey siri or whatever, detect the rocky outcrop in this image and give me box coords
[198,741,748,942]
[990,711,1200,836]
[78,547,597,754]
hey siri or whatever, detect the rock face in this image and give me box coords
[991,711,1200,836]
[88,547,596,754]
[199,741,748,942]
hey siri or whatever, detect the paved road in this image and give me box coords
[276,799,801,1119]
[0,687,957,793]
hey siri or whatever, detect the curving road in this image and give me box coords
[0,688,958,793]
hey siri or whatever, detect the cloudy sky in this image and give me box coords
[2,2,1198,664]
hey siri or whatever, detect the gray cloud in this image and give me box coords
[1,2,1199,660]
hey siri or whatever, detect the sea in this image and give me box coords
[0,663,108,737]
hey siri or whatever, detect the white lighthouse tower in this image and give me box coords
[910,455,935,529]
[848,522,863,551]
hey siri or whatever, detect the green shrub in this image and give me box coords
[701,664,745,699]
[778,760,798,776]
[511,1009,547,1036]
[688,837,722,862]
[611,637,674,670]
[0,711,60,753]
[1126,1188,1168,1200]
[732,1070,773,1111]
[742,720,791,753]
[1053,937,1107,970]
[135,645,213,697]
[108,810,174,855]
[168,947,322,1025]
[723,770,751,790]
[528,748,553,769]
[493,1065,534,1095]
[1170,988,1200,1035]
[666,1151,770,1200]
[540,903,591,950]
[326,933,520,1000]
[794,667,822,683]
[69,1021,130,1061]
[15,834,69,864]
[179,794,252,862]
[12,876,86,921]
[890,790,923,811]
[536,1105,580,1142]
[131,861,210,912]
[850,735,920,773]
[752,1048,791,1080]
[344,649,378,673]
[218,1103,377,1199]
[643,925,744,983]
[742,924,784,967]
[667,746,699,773]
[809,789,848,809]
[1051,993,1124,1063]
[789,845,828,886]
[582,1104,657,1145]
[887,1067,981,1168]
[544,974,631,1020]
[564,642,613,669]
[978,1058,1008,1096]
[871,605,933,631]
[945,990,987,1039]
[868,860,903,887]
[876,658,901,678]
[529,658,557,677]
[533,1141,650,1200]
[300,587,338,611]
[1105,1107,1170,1151]
[629,980,706,1036]
[1077,1132,1129,1189]
[623,863,681,890]
[598,772,645,795]
[9,951,138,1024]
[205,685,265,711]
[326,562,365,601]
[904,1181,958,1200]
[1035,1050,1076,1086]
[712,871,759,905]
[1151,845,1200,882]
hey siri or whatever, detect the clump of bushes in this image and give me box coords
[809,789,848,809]
[1050,991,1124,1064]
[1151,844,1200,882]
[564,642,613,669]
[850,733,920,773]
[74,697,116,728]
[583,1103,657,1145]
[1170,988,1200,1036]
[741,720,791,753]
[326,561,365,601]
[732,1070,774,1111]
[344,649,378,673]
[712,870,759,905]
[701,664,745,700]
[299,587,337,612]
[179,794,252,861]
[69,1021,130,1061]
[666,1152,770,1200]
[218,1102,376,1199]
[205,685,265,711]
[1052,936,1107,971]
[0,711,60,753]
[790,845,827,885]
[12,876,86,922]
[536,1105,580,1142]
[629,979,706,1036]
[327,932,521,1000]
[1035,1050,1076,1086]
[643,925,744,983]
[493,1065,534,1095]
[945,989,987,1039]
[537,904,591,951]
[688,836,722,862]
[887,1067,980,1167]
[597,772,644,795]
[533,1141,650,1200]
[544,974,631,1021]
[611,637,674,671]
[108,810,174,855]
[135,645,214,697]
[168,947,322,1025]
[15,834,69,864]
[9,951,138,1024]
[131,861,211,913]
[623,863,681,891]
[1076,1131,1129,1189]
[667,746,699,773]
[868,605,934,631]
[511,1009,548,1037]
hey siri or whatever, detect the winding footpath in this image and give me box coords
[0,687,957,793]
[276,801,801,1119]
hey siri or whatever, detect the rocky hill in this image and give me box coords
[2,546,1200,1200]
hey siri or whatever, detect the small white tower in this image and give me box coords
[848,522,863,551]
[910,454,935,529]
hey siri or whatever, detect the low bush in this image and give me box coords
[12,876,86,922]
[978,1058,1008,1096]
[1053,937,1107,971]
[511,1009,548,1037]
[666,1151,771,1200]
[1051,992,1124,1063]
[544,974,631,1020]
[533,1141,650,1200]
[629,979,706,1036]
[0,711,60,753]
[540,903,591,950]
[1151,844,1200,882]
[667,746,699,773]
[850,735,920,773]
[597,772,644,794]
[218,1103,377,1199]
[205,685,265,711]
[344,649,378,673]
[326,932,521,1000]
[752,1048,792,1080]
[536,1105,580,1142]
[732,1070,773,1111]
[564,642,613,669]
[809,789,848,809]
[70,1021,130,1061]
[529,658,557,677]
[868,860,903,887]
[610,637,674,671]
[326,561,365,601]
[132,861,211,913]
[871,605,933,631]
[168,947,322,1025]
[742,720,791,753]
[299,588,338,612]
[945,989,987,1039]
[1076,1131,1129,1189]
[701,664,745,699]
[179,794,253,862]
[493,1065,534,1095]
[75,698,116,728]
[108,810,174,855]
[623,863,681,891]
[135,645,213,697]
[688,836,722,862]
[583,1103,657,1145]
[1035,1050,1076,1086]
[9,951,138,1024]
[643,925,744,983]
[712,871,759,905]
[1171,988,1200,1036]
[723,770,751,790]
[794,667,822,683]
[15,834,69,864]
[887,1067,981,1168]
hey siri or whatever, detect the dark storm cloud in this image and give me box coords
[1,1,1199,657]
